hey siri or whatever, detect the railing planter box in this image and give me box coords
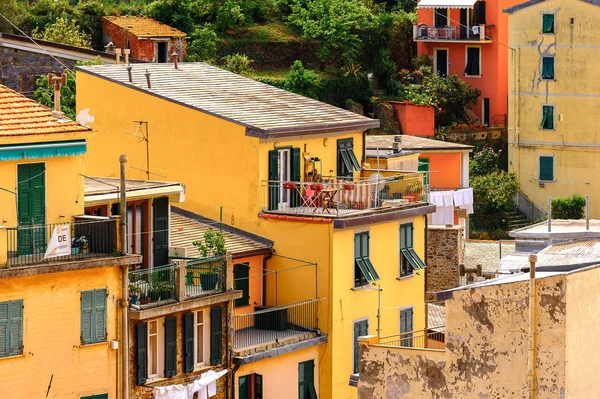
[199,273,219,291]
[255,306,288,331]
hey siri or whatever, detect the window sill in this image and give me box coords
[79,341,108,348]
[351,284,373,292]
[397,273,415,281]
[464,74,482,78]
[193,364,212,373]
[0,353,25,361]
[145,377,168,385]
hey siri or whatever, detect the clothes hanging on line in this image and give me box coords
[153,384,188,399]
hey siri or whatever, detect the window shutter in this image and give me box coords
[400,309,407,333]
[239,376,249,399]
[234,263,250,307]
[0,302,9,357]
[81,291,94,345]
[268,150,279,210]
[362,232,369,258]
[153,197,169,267]
[136,323,147,385]
[210,306,223,365]
[291,148,302,207]
[477,1,486,24]
[183,313,194,373]
[94,290,107,342]
[354,233,361,259]
[255,374,263,399]
[542,57,554,79]
[299,362,307,399]
[408,308,414,332]
[542,106,554,129]
[408,224,414,249]
[164,317,177,377]
[543,14,554,33]
[540,157,554,181]
[347,140,361,171]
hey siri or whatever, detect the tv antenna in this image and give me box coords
[124,121,166,180]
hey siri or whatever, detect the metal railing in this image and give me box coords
[413,24,487,41]
[6,217,118,266]
[233,298,321,350]
[378,328,445,350]
[184,256,226,297]
[129,263,177,306]
[261,173,428,217]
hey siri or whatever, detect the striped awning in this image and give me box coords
[418,0,477,8]
[0,140,86,160]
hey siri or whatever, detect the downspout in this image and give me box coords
[527,254,538,399]
[119,155,129,399]
[230,364,241,399]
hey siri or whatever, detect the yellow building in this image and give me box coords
[76,63,435,399]
[506,0,600,219]
[0,85,141,398]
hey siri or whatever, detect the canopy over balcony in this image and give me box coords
[417,0,477,8]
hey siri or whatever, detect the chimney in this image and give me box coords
[145,69,151,89]
[48,72,67,119]
[171,52,179,69]
[392,135,402,154]
[126,65,133,83]
[115,48,122,64]
[123,49,130,65]
[105,41,115,54]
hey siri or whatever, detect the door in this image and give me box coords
[157,42,168,63]
[483,98,490,126]
[460,9,468,38]
[434,49,448,76]
[278,148,291,208]
[17,163,46,256]
[127,201,147,269]
[153,197,169,267]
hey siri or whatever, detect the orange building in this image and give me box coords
[414,0,521,126]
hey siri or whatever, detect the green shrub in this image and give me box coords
[187,25,220,63]
[470,147,501,177]
[222,53,255,76]
[471,171,520,214]
[255,77,286,89]
[551,194,586,220]
[283,60,319,99]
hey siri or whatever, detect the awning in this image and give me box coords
[418,0,477,8]
[0,140,86,160]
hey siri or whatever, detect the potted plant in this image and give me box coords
[403,180,424,202]
[193,228,226,291]
[128,284,140,305]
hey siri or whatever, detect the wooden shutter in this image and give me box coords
[540,156,554,181]
[94,290,107,342]
[153,197,169,267]
[362,232,369,258]
[239,375,249,399]
[299,362,307,399]
[0,302,9,357]
[268,150,279,211]
[477,1,486,25]
[255,374,263,399]
[210,306,223,365]
[291,148,302,207]
[164,316,177,377]
[183,313,194,372]
[8,301,22,356]
[136,323,148,385]
[234,263,250,307]
[81,291,94,345]
[17,163,46,256]
[400,309,407,333]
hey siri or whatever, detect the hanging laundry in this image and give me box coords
[153,384,188,399]
[431,206,454,225]
[187,379,208,399]
[185,369,228,399]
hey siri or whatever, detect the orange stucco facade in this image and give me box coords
[233,255,265,316]
[424,152,462,190]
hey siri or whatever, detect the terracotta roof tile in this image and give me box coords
[103,16,187,38]
[0,85,89,137]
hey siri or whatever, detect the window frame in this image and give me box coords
[399,223,426,278]
[464,46,482,77]
[541,56,555,80]
[337,138,361,178]
[540,104,555,130]
[239,373,263,399]
[0,299,23,358]
[194,309,210,367]
[433,48,449,76]
[80,289,107,346]
[354,231,380,288]
[147,318,165,380]
[539,155,555,182]
[542,13,555,34]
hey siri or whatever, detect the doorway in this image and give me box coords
[483,98,490,126]
[157,42,168,63]
[434,49,448,76]
[277,148,291,209]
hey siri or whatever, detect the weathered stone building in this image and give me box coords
[426,225,463,300]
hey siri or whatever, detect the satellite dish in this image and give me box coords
[368,173,386,191]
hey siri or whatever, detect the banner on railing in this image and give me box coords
[44,224,71,259]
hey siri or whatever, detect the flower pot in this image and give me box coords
[200,273,219,291]
[283,182,297,190]
[310,184,323,191]
[343,183,355,191]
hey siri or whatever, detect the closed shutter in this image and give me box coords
[268,150,279,210]
[291,148,302,207]
[164,316,177,377]
[476,1,486,24]
[299,360,316,399]
[234,263,250,307]
[81,291,94,345]
[0,302,9,357]
[17,163,46,256]
[353,321,361,373]
[418,158,430,186]
[183,313,194,372]
[299,362,307,399]
[153,197,169,267]
[136,323,148,385]
[542,57,555,79]
[8,301,22,356]
[408,308,414,332]
[239,376,249,399]
[255,374,263,399]
[210,306,223,365]
[540,156,554,181]
[94,290,107,342]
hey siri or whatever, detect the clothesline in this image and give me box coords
[153,369,227,399]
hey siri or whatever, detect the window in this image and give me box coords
[147,319,164,379]
[473,1,486,25]
[81,394,108,399]
[539,156,554,182]
[542,13,555,34]
[418,158,430,186]
[127,200,148,270]
[299,360,318,399]
[399,307,414,347]
[84,205,107,217]
[354,232,380,287]
[464,47,481,76]
[0,300,23,358]
[194,310,209,367]
[353,319,368,373]
[234,263,250,307]
[81,289,106,345]
[337,138,361,177]
[434,8,448,27]
[542,57,555,80]
[239,373,263,399]
[400,223,426,278]
[541,105,555,130]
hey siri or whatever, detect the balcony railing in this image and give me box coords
[261,172,428,217]
[184,256,226,298]
[4,217,119,267]
[129,263,178,306]
[378,327,445,350]
[233,298,322,350]
[413,24,487,41]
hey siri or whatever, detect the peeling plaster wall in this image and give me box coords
[359,274,567,398]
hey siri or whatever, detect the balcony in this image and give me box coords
[261,171,429,219]
[377,327,445,350]
[413,24,490,43]
[0,216,120,268]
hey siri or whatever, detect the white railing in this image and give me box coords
[413,24,486,41]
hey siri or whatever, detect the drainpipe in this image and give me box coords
[547,197,552,233]
[119,155,129,399]
[586,196,590,231]
[527,254,537,399]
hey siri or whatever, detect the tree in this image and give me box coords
[471,171,520,214]
[470,147,501,177]
[144,0,195,34]
[283,60,319,99]
[222,53,254,76]
[33,17,91,48]
[187,25,220,63]
[75,0,106,51]
[0,0,22,33]
[33,58,103,121]
[24,0,75,34]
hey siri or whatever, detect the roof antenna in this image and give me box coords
[171,52,179,69]
[145,69,151,89]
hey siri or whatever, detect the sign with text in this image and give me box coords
[44,225,71,259]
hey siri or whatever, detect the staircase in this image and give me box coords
[505,209,532,231]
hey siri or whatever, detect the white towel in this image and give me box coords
[431,206,454,225]
[452,190,466,207]
[153,384,188,399]
[187,380,208,399]
[463,188,473,205]
[442,191,454,207]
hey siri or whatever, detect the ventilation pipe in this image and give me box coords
[48,72,67,119]
[171,52,179,69]
[145,69,151,89]
[527,254,538,399]
[126,65,133,84]
[115,48,122,64]
[392,135,402,154]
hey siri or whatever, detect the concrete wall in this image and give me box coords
[426,226,463,300]
[358,273,567,398]
[508,0,600,218]
[392,102,435,137]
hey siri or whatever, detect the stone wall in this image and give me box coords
[426,225,463,301]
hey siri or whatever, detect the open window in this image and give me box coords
[465,47,481,77]
[400,223,426,278]
[542,13,555,34]
[337,138,361,178]
[541,105,555,130]
[354,232,380,287]
[542,57,555,80]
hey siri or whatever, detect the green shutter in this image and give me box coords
[347,140,361,171]
[210,306,223,365]
[17,163,46,256]
[136,323,148,385]
[542,57,554,79]
[153,197,169,267]
[239,376,249,399]
[540,156,554,181]
[337,139,355,177]
[94,290,107,342]
[542,14,554,33]
[0,302,8,357]
[164,317,177,377]
[268,150,279,210]
[541,106,554,129]
[418,159,430,186]
[256,374,263,399]
[81,291,94,345]
[291,148,302,207]
[8,301,22,356]
[183,313,194,373]
[234,263,250,307]
[364,258,380,280]
[299,360,316,399]
[353,320,368,373]
[361,232,369,258]
[354,234,361,259]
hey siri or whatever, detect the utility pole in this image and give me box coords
[119,154,129,399]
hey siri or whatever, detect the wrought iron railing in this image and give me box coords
[233,298,322,350]
[129,263,177,306]
[378,328,445,350]
[413,24,487,41]
[184,256,226,297]
[5,217,118,266]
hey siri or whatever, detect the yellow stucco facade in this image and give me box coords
[76,68,429,399]
[507,0,600,217]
